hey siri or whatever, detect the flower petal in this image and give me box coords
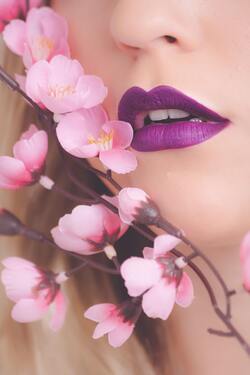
[154,234,182,258]
[108,322,135,348]
[51,226,94,255]
[84,303,115,322]
[0,156,31,189]
[175,272,194,307]
[75,75,108,108]
[13,128,48,172]
[25,60,50,103]
[99,149,137,174]
[92,316,118,339]
[239,231,250,291]
[49,290,67,332]
[102,121,133,150]
[120,257,162,297]
[3,19,26,55]
[11,298,47,322]
[56,109,105,158]
[2,257,36,270]
[142,279,176,320]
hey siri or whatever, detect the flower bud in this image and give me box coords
[0,209,24,236]
[118,187,161,225]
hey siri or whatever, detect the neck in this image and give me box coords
[166,241,250,374]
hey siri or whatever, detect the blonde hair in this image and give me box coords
[0,41,168,374]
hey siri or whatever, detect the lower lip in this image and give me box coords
[131,120,230,151]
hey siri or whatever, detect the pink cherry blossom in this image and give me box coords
[1,257,67,331]
[0,124,48,190]
[51,196,128,256]
[118,187,150,224]
[56,105,137,174]
[0,0,41,32]
[3,7,70,68]
[84,303,136,347]
[25,54,108,114]
[121,234,194,320]
[118,187,161,224]
[239,230,250,292]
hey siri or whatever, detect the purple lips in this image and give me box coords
[117,85,230,151]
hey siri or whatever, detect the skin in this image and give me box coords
[52,1,250,373]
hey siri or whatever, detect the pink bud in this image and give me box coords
[118,187,161,225]
[0,124,48,190]
[240,230,250,292]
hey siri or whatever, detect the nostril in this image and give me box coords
[165,35,177,44]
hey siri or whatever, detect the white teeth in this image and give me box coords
[190,118,203,122]
[149,109,169,121]
[148,108,190,121]
[167,109,190,119]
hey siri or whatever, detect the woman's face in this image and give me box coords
[52,0,250,256]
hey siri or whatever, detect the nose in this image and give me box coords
[110,0,203,55]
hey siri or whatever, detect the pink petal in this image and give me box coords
[118,188,149,224]
[1,267,41,302]
[61,205,105,240]
[101,195,128,239]
[0,156,31,189]
[49,290,67,332]
[11,298,48,322]
[2,19,26,55]
[2,257,36,270]
[26,8,69,62]
[97,204,123,239]
[153,234,182,258]
[51,226,94,255]
[240,231,250,291]
[175,272,194,307]
[49,55,84,87]
[142,279,176,320]
[20,124,39,140]
[56,106,107,155]
[120,257,162,297]
[102,121,133,150]
[13,129,48,172]
[75,75,108,108]
[142,247,155,259]
[84,303,115,322]
[92,316,118,339]
[25,60,50,103]
[108,322,135,347]
[99,149,137,174]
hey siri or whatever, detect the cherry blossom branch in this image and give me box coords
[18,224,120,275]
[157,217,234,319]
[25,0,30,13]
[65,260,88,278]
[0,66,54,128]
[39,175,96,205]
[0,64,249,355]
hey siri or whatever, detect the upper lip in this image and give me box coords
[117,85,229,127]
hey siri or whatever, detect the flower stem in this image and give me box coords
[65,261,88,277]
[0,66,54,128]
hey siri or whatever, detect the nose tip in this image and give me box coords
[110,0,202,55]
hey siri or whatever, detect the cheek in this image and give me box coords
[125,126,250,249]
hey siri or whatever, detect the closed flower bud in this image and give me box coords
[0,209,23,236]
[118,187,161,225]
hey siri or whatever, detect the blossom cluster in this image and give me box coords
[0,0,250,352]
[1,4,137,175]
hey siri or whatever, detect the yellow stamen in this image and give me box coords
[49,84,75,98]
[87,130,114,151]
[33,36,54,60]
